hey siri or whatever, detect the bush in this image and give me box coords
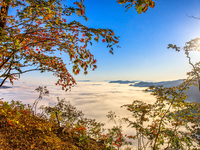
[0,97,130,150]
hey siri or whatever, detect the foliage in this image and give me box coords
[39,97,131,150]
[122,78,200,149]
[122,79,200,150]
[0,1,156,148]
[0,100,66,149]
[0,0,120,90]
[0,0,155,90]
[117,0,155,14]
[32,86,49,115]
[39,97,84,127]
[1,81,200,149]
[106,111,131,150]
[4,0,200,150]
[168,38,200,91]
[94,36,199,150]
[0,0,155,91]
[0,94,131,150]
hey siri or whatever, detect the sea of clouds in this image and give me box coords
[0,80,156,123]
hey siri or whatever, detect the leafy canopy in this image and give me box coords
[0,0,155,90]
[117,0,155,14]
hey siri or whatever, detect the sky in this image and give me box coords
[20,0,200,83]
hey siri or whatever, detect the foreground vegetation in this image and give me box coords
[1,80,200,150]
[0,87,130,150]
[0,99,128,149]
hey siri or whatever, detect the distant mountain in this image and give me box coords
[1,85,12,89]
[77,80,91,82]
[185,85,200,102]
[130,79,200,102]
[109,80,137,84]
[0,78,11,89]
[131,79,184,87]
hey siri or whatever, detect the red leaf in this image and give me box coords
[76,69,79,74]
[80,38,84,42]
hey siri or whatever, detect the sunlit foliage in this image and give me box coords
[122,79,200,149]
[0,0,120,90]
[117,0,155,14]
[0,0,155,90]
[0,97,130,149]
[120,39,200,149]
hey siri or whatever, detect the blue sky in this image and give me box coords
[21,0,200,82]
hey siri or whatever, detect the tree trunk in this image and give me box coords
[0,0,11,36]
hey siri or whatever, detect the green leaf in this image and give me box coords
[135,4,143,14]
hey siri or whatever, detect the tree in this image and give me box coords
[168,38,200,91]
[117,0,155,14]
[121,38,200,149]
[0,0,155,90]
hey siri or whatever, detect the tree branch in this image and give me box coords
[0,59,12,87]
[185,50,200,91]
[153,99,173,149]
[10,68,43,75]
[55,111,60,127]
